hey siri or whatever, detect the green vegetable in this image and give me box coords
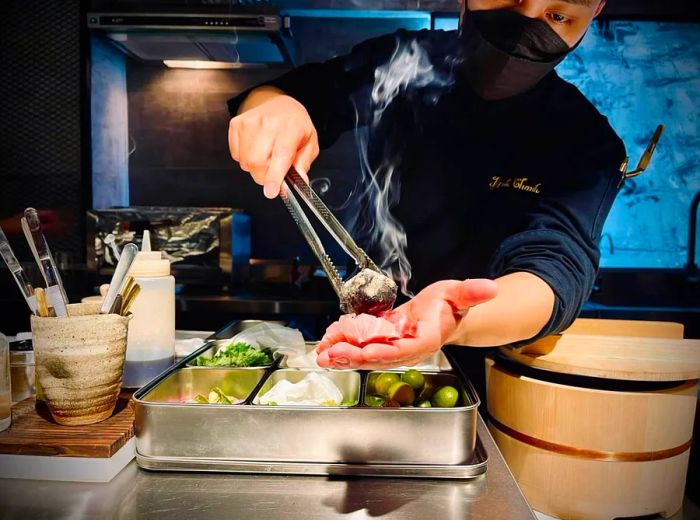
[191,387,237,404]
[195,342,273,367]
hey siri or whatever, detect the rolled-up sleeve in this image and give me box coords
[487,157,624,344]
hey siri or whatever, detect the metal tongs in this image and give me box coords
[281,168,397,314]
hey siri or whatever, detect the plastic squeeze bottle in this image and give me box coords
[122,230,175,388]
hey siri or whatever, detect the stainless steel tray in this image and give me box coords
[135,435,488,479]
[134,344,484,477]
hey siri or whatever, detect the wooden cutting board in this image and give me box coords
[501,318,700,381]
[0,392,134,458]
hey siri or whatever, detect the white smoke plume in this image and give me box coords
[348,37,457,296]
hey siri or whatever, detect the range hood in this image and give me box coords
[87,7,292,67]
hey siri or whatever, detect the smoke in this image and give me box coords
[348,36,458,296]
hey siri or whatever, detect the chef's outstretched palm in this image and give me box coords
[316,278,498,370]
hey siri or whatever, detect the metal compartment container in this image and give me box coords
[185,320,287,367]
[252,369,360,407]
[364,371,470,406]
[141,367,266,404]
[134,361,480,467]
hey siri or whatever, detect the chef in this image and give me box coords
[226,0,624,373]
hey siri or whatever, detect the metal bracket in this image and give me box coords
[618,124,665,188]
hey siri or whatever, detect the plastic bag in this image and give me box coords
[256,372,343,406]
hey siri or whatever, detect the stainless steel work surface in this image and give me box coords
[0,417,537,520]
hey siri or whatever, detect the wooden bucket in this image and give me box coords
[486,318,700,520]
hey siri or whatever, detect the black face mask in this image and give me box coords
[459,9,575,100]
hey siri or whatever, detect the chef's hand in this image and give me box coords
[228,87,319,199]
[316,278,498,370]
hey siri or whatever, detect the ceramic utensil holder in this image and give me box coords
[31,302,130,426]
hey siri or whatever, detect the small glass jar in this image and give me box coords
[0,333,11,431]
[9,339,35,404]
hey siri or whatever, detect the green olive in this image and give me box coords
[373,373,400,396]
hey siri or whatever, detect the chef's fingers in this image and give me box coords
[442,278,498,313]
[264,130,304,199]
[360,343,401,364]
[316,339,331,353]
[292,130,319,180]
[317,326,346,353]
[316,337,335,353]
[228,118,240,163]
[236,122,264,182]
[316,349,331,368]
[325,342,364,369]
[243,130,277,185]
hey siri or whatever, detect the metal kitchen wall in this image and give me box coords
[91,9,700,268]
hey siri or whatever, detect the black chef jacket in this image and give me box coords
[228,29,627,345]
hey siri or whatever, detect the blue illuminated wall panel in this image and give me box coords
[434,15,700,269]
[558,21,700,269]
[90,35,130,209]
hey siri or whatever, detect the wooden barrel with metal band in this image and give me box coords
[485,318,700,520]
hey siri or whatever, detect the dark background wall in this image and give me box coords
[0,0,87,335]
[0,0,87,265]
[126,62,362,262]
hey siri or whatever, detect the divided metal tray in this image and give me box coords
[133,339,487,479]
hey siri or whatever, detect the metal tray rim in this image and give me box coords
[135,437,488,479]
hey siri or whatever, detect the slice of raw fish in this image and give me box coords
[320,319,348,347]
[378,310,418,338]
[340,313,401,346]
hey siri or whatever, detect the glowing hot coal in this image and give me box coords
[341,268,397,315]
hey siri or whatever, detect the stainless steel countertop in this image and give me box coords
[0,416,536,519]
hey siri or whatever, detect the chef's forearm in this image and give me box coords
[448,272,555,347]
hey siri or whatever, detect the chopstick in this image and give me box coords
[35,288,49,318]
[100,243,138,315]
[120,276,134,301]
[120,283,141,315]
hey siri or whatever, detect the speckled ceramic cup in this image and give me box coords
[30,302,130,426]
